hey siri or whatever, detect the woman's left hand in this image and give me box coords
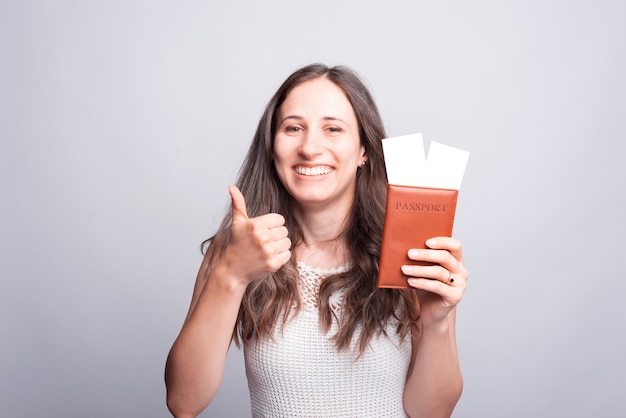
[401,236,468,327]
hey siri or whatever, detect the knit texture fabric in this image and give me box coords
[244,262,412,417]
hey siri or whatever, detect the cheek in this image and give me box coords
[272,136,289,162]
[339,143,364,165]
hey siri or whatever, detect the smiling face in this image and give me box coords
[273,77,366,213]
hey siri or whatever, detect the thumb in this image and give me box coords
[229,185,249,224]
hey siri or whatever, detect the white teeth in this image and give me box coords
[295,166,332,176]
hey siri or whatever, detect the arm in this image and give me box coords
[165,259,247,418]
[403,309,463,418]
[401,237,468,418]
[165,187,291,417]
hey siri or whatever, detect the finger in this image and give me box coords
[407,277,465,302]
[425,237,464,262]
[264,237,292,272]
[229,185,249,224]
[401,264,454,284]
[256,213,287,230]
[407,248,457,267]
[266,224,289,241]
[274,237,292,254]
[274,246,292,268]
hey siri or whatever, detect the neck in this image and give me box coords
[293,203,351,269]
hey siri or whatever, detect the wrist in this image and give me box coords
[209,261,249,295]
[419,316,450,337]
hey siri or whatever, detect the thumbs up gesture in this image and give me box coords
[221,186,292,285]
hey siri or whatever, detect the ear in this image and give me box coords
[359,151,368,168]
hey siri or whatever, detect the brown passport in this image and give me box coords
[377,184,458,288]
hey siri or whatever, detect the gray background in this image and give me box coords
[2,1,625,417]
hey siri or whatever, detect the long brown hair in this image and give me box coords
[202,64,418,354]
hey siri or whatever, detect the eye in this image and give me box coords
[326,126,343,134]
[285,126,303,133]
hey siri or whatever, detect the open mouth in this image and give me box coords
[294,166,332,176]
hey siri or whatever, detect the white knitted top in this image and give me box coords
[244,262,412,417]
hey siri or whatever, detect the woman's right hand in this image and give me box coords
[166,185,288,416]
[219,186,291,286]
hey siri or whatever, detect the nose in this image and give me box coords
[298,129,323,159]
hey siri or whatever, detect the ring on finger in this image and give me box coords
[443,271,454,285]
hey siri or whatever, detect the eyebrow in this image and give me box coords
[278,115,349,126]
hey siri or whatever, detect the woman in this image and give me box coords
[165,64,468,418]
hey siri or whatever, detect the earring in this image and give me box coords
[360,160,367,167]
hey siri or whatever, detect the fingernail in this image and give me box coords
[401,265,413,274]
[425,238,437,247]
[408,249,419,258]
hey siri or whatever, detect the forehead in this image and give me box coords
[278,78,356,121]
